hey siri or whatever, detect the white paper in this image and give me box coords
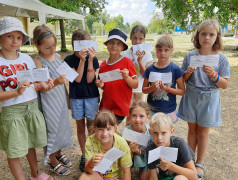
[32,68,50,82]
[56,62,79,82]
[93,147,124,174]
[122,128,150,147]
[73,40,98,51]
[148,146,178,164]
[99,69,123,83]
[148,72,172,84]
[132,43,153,54]
[16,70,33,82]
[190,55,219,67]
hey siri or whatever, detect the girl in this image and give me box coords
[64,29,99,172]
[0,17,53,180]
[122,25,153,103]
[33,25,72,176]
[178,19,230,179]
[142,36,185,123]
[122,101,152,180]
[79,110,132,180]
[95,28,138,124]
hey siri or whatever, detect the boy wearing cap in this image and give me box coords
[96,28,138,124]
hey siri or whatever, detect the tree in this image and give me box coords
[152,0,238,29]
[40,0,107,51]
[104,15,125,33]
[147,12,170,34]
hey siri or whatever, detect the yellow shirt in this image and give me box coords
[85,133,132,178]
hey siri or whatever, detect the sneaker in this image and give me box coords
[79,155,85,172]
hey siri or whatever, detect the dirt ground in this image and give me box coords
[0,35,238,180]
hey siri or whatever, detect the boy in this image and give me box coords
[96,28,138,124]
[147,113,197,180]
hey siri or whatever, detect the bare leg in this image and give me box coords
[187,122,198,155]
[79,171,100,180]
[76,119,86,154]
[86,119,94,136]
[26,148,39,178]
[133,92,143,102]
[7,158,25,180]
[140,170,149,180]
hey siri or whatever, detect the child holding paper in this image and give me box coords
[142,36,185,123]
[64,29,99,172]
[0,17,53,180]
[178,19,230,179]
[79,110,132,180]
[122,25,153,102]
[122,101,152,180]
[33,25,72,175]
[96,28,138,124]
[147,113,197,180]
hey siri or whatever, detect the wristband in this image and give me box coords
[88,160,94,169]
[214,74,220,84]
[88,68,94,72]
[166,87,171,94]
[36,83,41,91]
[208,71,216,78]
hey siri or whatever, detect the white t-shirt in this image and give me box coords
[0,53,37,107]
[122,48,153,92]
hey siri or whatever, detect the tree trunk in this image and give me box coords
[59,19,67,51]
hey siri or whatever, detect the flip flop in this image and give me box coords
[30,173,53,180]
[195,162,205,179]
[56,154,72,167]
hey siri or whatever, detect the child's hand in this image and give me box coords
[55,74,66,85]
[129,142,140,154]
[159,80,171,92]
[17,80,30,95]
[38,79,54,91]
[151,80,160,90]
[95,79,104,89]
[75,49,88,61]
[136,50,146,62]
[203,65,214,76]
[88,47,96,61]
[187,66,197,74]
[91,154,104,166]
[159,158,172,171]
[120,68,129,80]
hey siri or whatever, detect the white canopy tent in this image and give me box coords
[0,0,85,29]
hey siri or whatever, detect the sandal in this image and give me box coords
[55,154,72,167]
[195,162,205,179]
[30,173,53,180]
[48,163,71,176]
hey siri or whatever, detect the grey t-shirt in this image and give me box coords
[147,136,195,177]
[182,50,230,91]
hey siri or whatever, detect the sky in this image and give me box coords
[105,0,157,26]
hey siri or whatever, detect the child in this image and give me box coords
[142,36,185,123]
[79,110,132,180]
[178,19,230,179]
[0,17,53,180]
[33,25,72,176]
[122,25,153,102]
[96,28,138,124]
[122,101,152,180]
[64,29,99,172]
[147,113,197,180]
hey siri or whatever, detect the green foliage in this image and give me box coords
[104,15,125,33]
[152,0,238,29]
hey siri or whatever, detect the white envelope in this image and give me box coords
[56,62,79,82]
[99,69,123,83]
[190,55,219,67]
[148,72,172,84]
[73,40,98,51]
[132,43,153,54]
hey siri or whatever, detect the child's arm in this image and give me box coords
[184,66,197,81]
[148,169,158,180]
[136,50,152,75]
[74,49,88,83]
[122,167,131,180]
[120,68,138,89]
[203,65,229,89]
[95,79,104,89]
[159,76,185,96]
[142,78,160,94]
[87,48,97,83]
[85,154,104,174]
[159,158,197,180]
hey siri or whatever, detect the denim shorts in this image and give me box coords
[70,97,99,120]
[178,86,221,127]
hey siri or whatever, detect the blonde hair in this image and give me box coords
[94,110,117,128]
[155,36,173,49]
[149,112,173,130]
[192,19,223,51]
[33,25,56,46]
[71,29,90,47]
[129,101,150,116]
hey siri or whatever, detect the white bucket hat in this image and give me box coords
[0,16,30,44]
[104,28,128,51]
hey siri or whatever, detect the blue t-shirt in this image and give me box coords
[143,62,185,113]
[182,50,230,91]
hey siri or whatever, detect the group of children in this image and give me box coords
[0,16,230,180]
